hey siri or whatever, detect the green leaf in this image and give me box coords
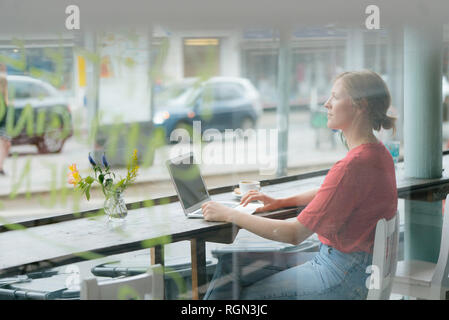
[99,174,104,184]
[85,176,94,184]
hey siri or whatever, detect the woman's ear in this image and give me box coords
[354,98,369,113]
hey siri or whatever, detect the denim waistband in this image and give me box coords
[319,243,372,270]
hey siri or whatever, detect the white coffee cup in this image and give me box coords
[238,180,261,196]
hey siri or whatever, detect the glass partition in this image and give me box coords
[0,24,446,223]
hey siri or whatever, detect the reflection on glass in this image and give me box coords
[1,25,449,222]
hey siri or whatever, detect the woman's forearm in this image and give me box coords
[228,210,307,245]
[278,188,319,208]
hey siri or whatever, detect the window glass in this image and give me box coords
[215,83,244,101]
[0,25,446,225]
[9,81,32,99]
[1,9,449,304]
[30,83,50,99]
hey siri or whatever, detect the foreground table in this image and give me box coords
[0,189,306,299]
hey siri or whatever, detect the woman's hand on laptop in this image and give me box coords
[240,190,280,213]
[202,201,236,222]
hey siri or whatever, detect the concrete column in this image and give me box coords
[403,23,443,263]
[345,29,364,71]
[276,28,291,177]
[164,33,183,80]
[404,24,443,179]
[219,31,240,77]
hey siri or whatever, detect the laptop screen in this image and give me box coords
[167,155,209,210]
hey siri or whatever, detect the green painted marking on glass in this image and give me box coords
[143,199,154,208]
[6,104,33,138]
[149,38,170,81]
[0,216,27,231]
[159,197,171,206]
[74,46,101,65]
[58,165,69,206]
[73,250,104,261]
[140,235,172,249]
[126,122,140,161]
[35,110,47,136]
[71,188,83,214]
[45,162,58,208]
[117,285,141,300]
[130,202,140,210]
[141,128,164,167]
[163,266,188,299]
[10,155,32,200]
[0,93,6,123]
[105,120,126,158]
[86,209,105,220]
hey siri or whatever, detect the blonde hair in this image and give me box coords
[335,70,396,134]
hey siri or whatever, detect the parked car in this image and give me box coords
[154,77,198,107]
[152,77,262,142]
[3,75,72,153]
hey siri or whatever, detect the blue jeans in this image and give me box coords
[204,243,372,300]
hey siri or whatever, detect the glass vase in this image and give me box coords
[104,190,128,221]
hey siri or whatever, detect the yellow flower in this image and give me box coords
[129,164,139,181]
[126,149,139,181]
[68,163,82,186]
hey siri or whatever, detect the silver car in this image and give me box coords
[4,75,73,153]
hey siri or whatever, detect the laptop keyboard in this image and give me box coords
[192,202,238,215]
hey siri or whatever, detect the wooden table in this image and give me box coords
[1,153,449,299]
[0,188,306,299]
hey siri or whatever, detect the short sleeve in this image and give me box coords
[297,161,360,239]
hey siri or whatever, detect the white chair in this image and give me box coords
[366,211,399,300]
[392,195,449,300]
[80,264,164,300]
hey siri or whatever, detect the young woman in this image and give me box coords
[202,70,398,300]
[0,63,10,176]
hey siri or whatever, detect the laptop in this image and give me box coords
[166,153,263,218]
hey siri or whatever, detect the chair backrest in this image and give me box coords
[366,211,399,300]
[431,194,449,294]
[80,264,164,300]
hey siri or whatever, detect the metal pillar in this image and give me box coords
[276,28,291,177]
[403,23,443,263]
